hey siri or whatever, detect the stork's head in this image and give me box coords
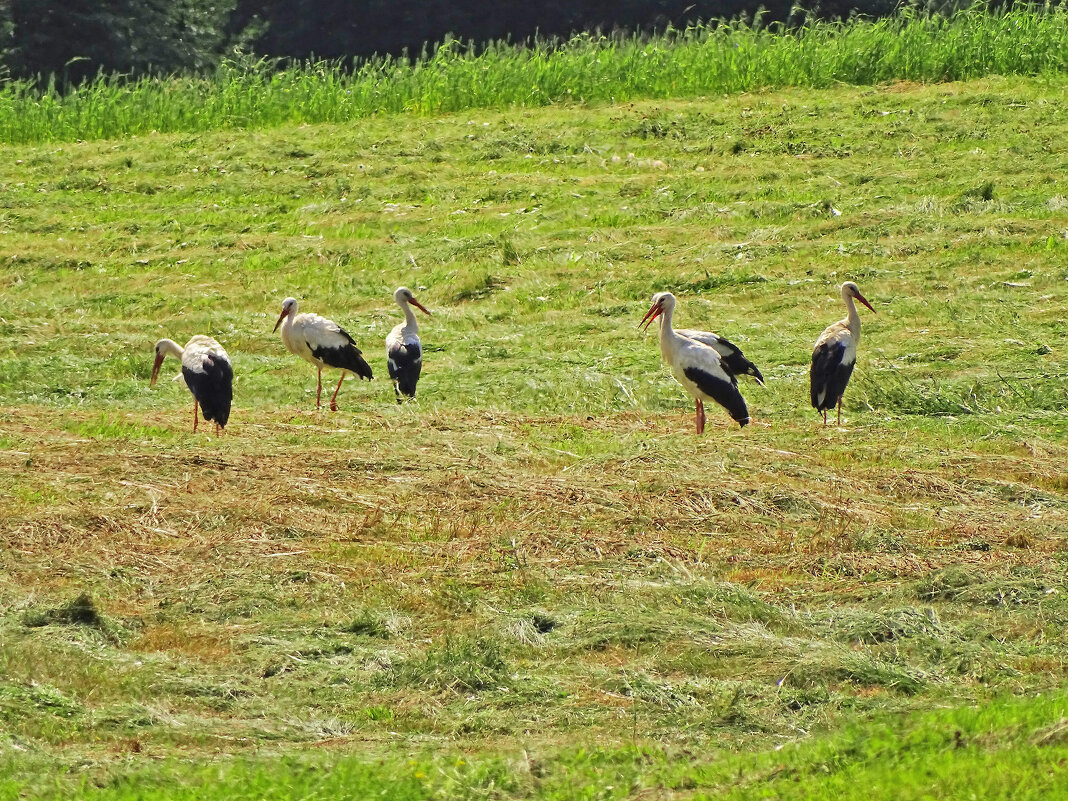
[394,286,431,316]
[841,281,875,314]
[150,339,168,387]
[273,297,298,332]
[639,291,676,332]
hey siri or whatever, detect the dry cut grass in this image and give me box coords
[0,74,1067,796]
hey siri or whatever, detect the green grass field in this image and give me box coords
[1,5,1066,144]
[1,61,1067,798]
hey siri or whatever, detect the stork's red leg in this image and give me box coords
[695,398,706,435]
[837,397,843,426]
[330,373,345,412]
[193,400,199,433]
[822,409,828,427]
[316,368,323,410]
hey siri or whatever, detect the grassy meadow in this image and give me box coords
[1,53,1067,800]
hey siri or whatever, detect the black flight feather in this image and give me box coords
[682,366,749,427]
[308,330,374,380]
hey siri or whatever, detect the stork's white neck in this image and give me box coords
[280,302,302,336]
[397,298,419,332]
[277,309,299,355]
[281,300,300,333]
[158,339,185,360]
[658,301,675,334]
[842,291,862,340]
[656,302,685,359]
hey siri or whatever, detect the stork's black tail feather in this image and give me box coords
[344,348,374,381]
[311,342,374,380]
[723,353,765,386]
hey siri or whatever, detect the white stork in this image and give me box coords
[150,335,232,434]
[385,286,431,402]
[810,281,876,426]
[640,292,750,432]
[273,297,373,411]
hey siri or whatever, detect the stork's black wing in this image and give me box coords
[387,340,422,400]
[679,330,765,384]
[309,328,374,380]
[810,341,853,411]
[183,355,233,428]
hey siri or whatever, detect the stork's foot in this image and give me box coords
[329,376,346,412]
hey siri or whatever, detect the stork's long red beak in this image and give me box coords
[409,298,432,316]
[150,352,165,387]
[273,307,290,332]
[855,292,876,314]
[639,302,663,332]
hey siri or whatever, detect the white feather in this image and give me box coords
[279,307,354,368]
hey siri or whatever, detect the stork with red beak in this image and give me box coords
[273,297,374,411]
[640,292,749,432]
[150,335,232,434]
[385,286,431,402]
[810,281,876,426]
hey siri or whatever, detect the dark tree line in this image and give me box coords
[1,0,909,85]
[225,0,856,62]
[3,0,235,84]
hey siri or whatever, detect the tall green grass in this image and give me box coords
[1,4,1066,144]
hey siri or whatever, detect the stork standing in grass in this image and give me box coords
[640,291,750,432]
[810,281,876,426]
[385,286,431,402]
[150,335,232,434]
[274,297,373,411]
